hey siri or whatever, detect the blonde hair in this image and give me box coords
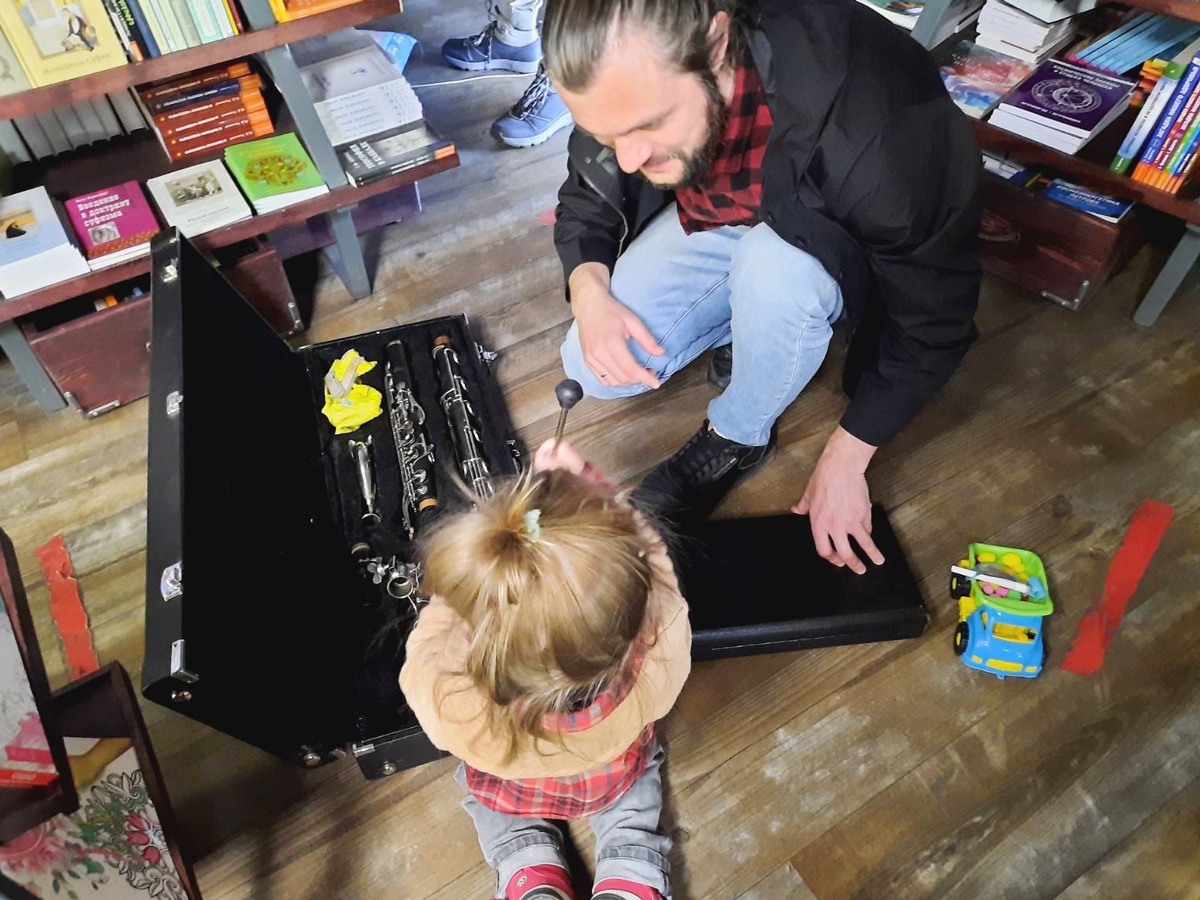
[421,468,656,763]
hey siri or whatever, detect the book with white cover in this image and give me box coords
[1003,0,1096,24]
[146,160,253,237]
[300,45,423,146]
[0,188,89,298]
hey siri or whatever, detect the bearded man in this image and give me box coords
[548,0,981,573]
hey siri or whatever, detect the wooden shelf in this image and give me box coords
[0,0,401,118]
[973,120,1200,225]
[0,152,457,325]
[1108,0,1200,24]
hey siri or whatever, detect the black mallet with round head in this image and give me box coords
[553,378,584,450]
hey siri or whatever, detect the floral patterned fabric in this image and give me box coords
[0,743,186,900]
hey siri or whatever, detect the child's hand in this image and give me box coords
[533,439,587,475]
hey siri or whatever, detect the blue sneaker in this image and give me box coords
[491,70,573,148]
[442,22,542,73]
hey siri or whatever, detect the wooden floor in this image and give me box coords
[3,2,1199,897]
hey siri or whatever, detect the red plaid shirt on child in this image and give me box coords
[464,644,656,820]
[675,58,774,234]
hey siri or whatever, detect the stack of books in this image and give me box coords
[975,0,1080,65]
[64,181,161,270]
[939,40,1034,119]
[146,161,254,236]
[0,188,90,299]
[1066,11,1200,77]
[990,58,1136,154]
[225,133,329,213]
[1112,51,1200,192]
[297,39,455,186]
[139,62,275,163]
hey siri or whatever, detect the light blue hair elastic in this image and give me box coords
[522,509,542,542]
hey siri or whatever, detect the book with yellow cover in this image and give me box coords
[0,0,126,87]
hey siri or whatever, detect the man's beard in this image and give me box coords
[646,70,727,191]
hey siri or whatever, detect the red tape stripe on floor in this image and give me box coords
[34,534,100,680]
[1061,499,1175,676]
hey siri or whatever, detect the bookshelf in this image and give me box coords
[0,0,460,413]
[0,0,402,119]
[914,0,1200,326]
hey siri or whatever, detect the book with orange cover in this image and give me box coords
[145,75,263,115]
[140,61,253,103]
[168,120,274,161]
[283,0,366,19]
[153,90,267,133]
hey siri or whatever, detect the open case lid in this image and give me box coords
[143,229,360,763]
[0,528,78,844]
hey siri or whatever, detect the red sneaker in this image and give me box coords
[592,877,662,900]
[505,863,576,900]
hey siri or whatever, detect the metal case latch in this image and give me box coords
[160,561,182,601]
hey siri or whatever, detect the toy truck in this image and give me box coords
[950,543,1053,679]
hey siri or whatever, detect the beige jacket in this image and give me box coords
[398,527,691,780]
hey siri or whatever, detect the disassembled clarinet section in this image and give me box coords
[348,437,381,525]
[333,332,510,615]
[385,339,439,539]
[432,334,494,499]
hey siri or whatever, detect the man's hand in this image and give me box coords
[570,263,665,390]
[533,438,587,475]
[793,426,885,574]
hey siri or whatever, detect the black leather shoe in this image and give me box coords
[707,344,732,390]
[630,420,775,525]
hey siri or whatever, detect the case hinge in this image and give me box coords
[351,742,375,758]
[170,639,199,684]
[160,561,182,601]
[166,391,183,418]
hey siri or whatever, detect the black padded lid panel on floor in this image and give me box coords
[673,504,928,660]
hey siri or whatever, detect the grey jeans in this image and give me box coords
[455,743,672,899]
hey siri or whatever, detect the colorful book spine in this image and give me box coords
[166,0,203,46]
[222,0,245,34]
[1165,127,1200,192]
[1144,79,1200,186]
[99,0,140,61]
[121,0,162,57]
[1132,56,1200,182]
[1112,60,1183,173]
[1154,84,1200,188]
[138,0,177,54]
[152,91,264,131]
[140,61,252,103]
[183,0,224,42]
[145,75,261,114]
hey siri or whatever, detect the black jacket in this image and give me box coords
[553,0,982,447]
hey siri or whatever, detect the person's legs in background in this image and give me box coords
[442,0,573,147]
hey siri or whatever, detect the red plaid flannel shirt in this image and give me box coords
[464,643,656,820]
[676,59,774,234]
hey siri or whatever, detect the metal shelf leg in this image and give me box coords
[0,320,66,412]
[1134,223,1200,327]
[242,0,373,299]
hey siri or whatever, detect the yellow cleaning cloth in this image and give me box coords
[321,349,382,434]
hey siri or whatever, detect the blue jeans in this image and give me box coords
[455,743,672,899]
[560,205,844,448]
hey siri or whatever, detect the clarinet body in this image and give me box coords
[432,334,493,498]
[384,339,439,538]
